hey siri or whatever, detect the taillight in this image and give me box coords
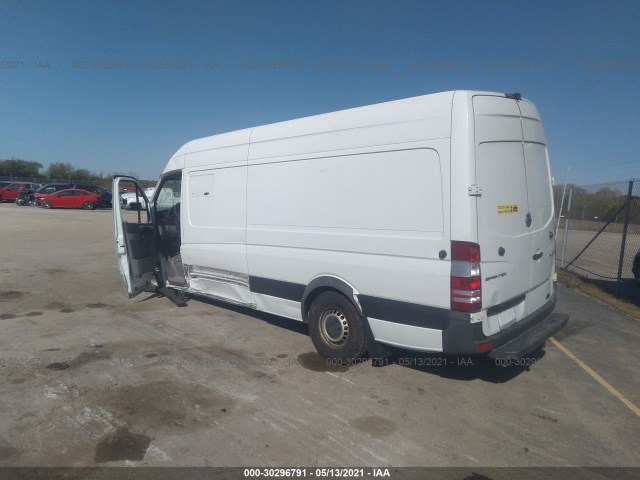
[450,241,482,313]
[476,341,493,353]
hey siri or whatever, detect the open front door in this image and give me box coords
[113,176,158,298]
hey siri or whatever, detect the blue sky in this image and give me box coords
[1,0,639,184]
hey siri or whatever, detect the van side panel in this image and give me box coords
[247,145,448,294]
[243,95,454,351]
[248,149,443,234]
[180,138,253,305]
[182,165,249,282]
[246,141,451,350]
[248,93,453,160]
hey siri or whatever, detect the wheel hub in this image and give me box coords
[320,308,349,345]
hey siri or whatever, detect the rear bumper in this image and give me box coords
[487,312,568,359]
[442,291,568,357]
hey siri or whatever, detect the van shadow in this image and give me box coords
[172,294,544,384]
[188,295,310,336]
[379,346,547,384]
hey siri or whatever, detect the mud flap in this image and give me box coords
[361,315,392,366]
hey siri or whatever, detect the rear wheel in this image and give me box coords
[42,200,52,209]
[308,291,367,361]
[83,201,95,210]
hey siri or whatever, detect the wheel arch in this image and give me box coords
[301,275,362,323]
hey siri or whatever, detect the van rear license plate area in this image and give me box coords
[496,307,517,330]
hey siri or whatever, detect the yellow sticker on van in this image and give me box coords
[497,204,519,214]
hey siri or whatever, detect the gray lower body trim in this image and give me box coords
[250,275,450,330]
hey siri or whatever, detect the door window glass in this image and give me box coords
[156,177,181,215]
[524,143,553,226]
[118,179,150,224]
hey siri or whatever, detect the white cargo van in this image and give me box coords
[113,90,567,361]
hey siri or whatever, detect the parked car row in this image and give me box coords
[2,181,160,211]
[1,182,113,209]
[0,182,41,202]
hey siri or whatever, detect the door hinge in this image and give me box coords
[468,184,483,196]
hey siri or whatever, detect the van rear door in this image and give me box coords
[474,95,554,320]
[519,101,555,298]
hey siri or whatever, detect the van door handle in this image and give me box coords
[532,251,543,261]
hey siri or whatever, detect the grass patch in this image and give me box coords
[557,269,640,320]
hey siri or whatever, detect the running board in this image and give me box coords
[158,286,187,307]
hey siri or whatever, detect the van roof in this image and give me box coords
[163,90,530,173]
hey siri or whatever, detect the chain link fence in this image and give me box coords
[555,179,640,302]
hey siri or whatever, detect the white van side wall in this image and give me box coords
[246,142,451,303]
[167,92,467,352]
[243,95,454,351]
[179,130,254,306]
[246,143,451,351]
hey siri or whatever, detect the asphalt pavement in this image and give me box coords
[0,204,638,469]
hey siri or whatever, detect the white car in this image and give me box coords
[120,187,155,210]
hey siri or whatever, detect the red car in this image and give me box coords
[35,189,101,210]
[0,182,39,202]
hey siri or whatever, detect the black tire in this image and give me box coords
[308,291,367,361]
[42,200,52,209]
[83,201,95,210]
